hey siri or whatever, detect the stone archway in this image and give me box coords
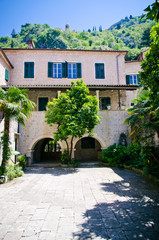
[33,138,61,163]
[74,137,102,162]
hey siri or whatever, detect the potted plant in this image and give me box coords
[107,105,111,110]
[121,104,126,110]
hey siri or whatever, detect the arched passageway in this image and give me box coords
[33,138,61,163]
[75,137,102,162]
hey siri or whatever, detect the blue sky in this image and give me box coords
[0,0,154,37]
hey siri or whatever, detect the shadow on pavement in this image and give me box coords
[73,167,159,240]
[25,167,78,176]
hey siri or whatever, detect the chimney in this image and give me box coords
[27,39,35,49]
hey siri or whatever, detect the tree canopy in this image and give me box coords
[45,80,101,161]
[0,87,35,174]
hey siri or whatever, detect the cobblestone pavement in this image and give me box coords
[0,167,159,240]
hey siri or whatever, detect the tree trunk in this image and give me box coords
[1,115,10,175]
[69,136,74,162]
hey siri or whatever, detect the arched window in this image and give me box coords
[81,137,95,149]
[44,141,61,152]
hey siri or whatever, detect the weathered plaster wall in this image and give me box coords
[4,49,127,86]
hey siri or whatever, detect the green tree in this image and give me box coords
[141,0,159,22]
[45,80,100,162]
[124,24,159,142]
[0,87,35,175]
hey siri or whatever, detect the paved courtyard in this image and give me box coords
[0,167,159,240]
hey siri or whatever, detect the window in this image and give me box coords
[126,74,141,86]
[68,63,77,78]
[95,63,105,79]
[48,62,81,78]
[24,62,34,78]
[53,63,62,78]
[5,69,9,81]
[44,141,61,152]
[38,97,48,111]
[99,97,111,110]
[81,137,95,149]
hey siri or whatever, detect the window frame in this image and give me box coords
[95,63,105,79]
[24,62,34,78]
[38,97,49,111]
[99,97,111,110]
[53,63,62,78]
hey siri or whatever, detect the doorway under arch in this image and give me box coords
[33,138,61,163]
[74,137,102,162]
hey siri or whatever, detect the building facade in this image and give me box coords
[0,46,141,164]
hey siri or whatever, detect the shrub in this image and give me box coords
[6,164,23,181]
[17,155,28,170]
[101,144,127,165]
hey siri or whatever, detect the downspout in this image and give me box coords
[116,53,121,109]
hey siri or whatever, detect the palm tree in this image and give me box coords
[123,88,159,143]
[0,87,35,175]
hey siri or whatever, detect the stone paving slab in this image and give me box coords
[0,167,159,240]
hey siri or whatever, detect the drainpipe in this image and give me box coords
[116,53,121,109]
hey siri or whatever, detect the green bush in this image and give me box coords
[101,143,159,178]
[17,155,28,170]
[101,144,127,165]
[6,164,23,180]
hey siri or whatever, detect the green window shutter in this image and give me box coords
[5,69,9,81]
[62,62,68,78]
[95,63,105,79]
[95,63,100,79]
[24,62,29,78]
[100,63,105,79]
[38,97,48,111]
[24,62,34,78]
[137,74,142,87]
[48,62,53,77]
[126,75,130,84]
[76,63,81,78]
[30,62,34,78]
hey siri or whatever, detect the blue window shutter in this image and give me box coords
[5,69,9,81]
[62,62,68,78]
[48,62,53,77]
[126,75,130,84]
[76,63,81,78]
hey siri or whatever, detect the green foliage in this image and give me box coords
[61,150,69,164]
[0,17,156,60]
[0,87,35,175]
[17,155,28,171]
[45,80,100,162]
[6,164,23,180]
[125,25,159,143]
[101,144,127,165]
[101,143,159,177]
[141,0,159,22]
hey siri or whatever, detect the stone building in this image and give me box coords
[0,43,141,165]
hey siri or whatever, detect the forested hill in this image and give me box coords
[0,16,156,60]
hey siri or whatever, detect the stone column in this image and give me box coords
[57,91,61,97]
[96,90,99,108]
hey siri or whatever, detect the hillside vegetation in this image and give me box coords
[0,16,156,60]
